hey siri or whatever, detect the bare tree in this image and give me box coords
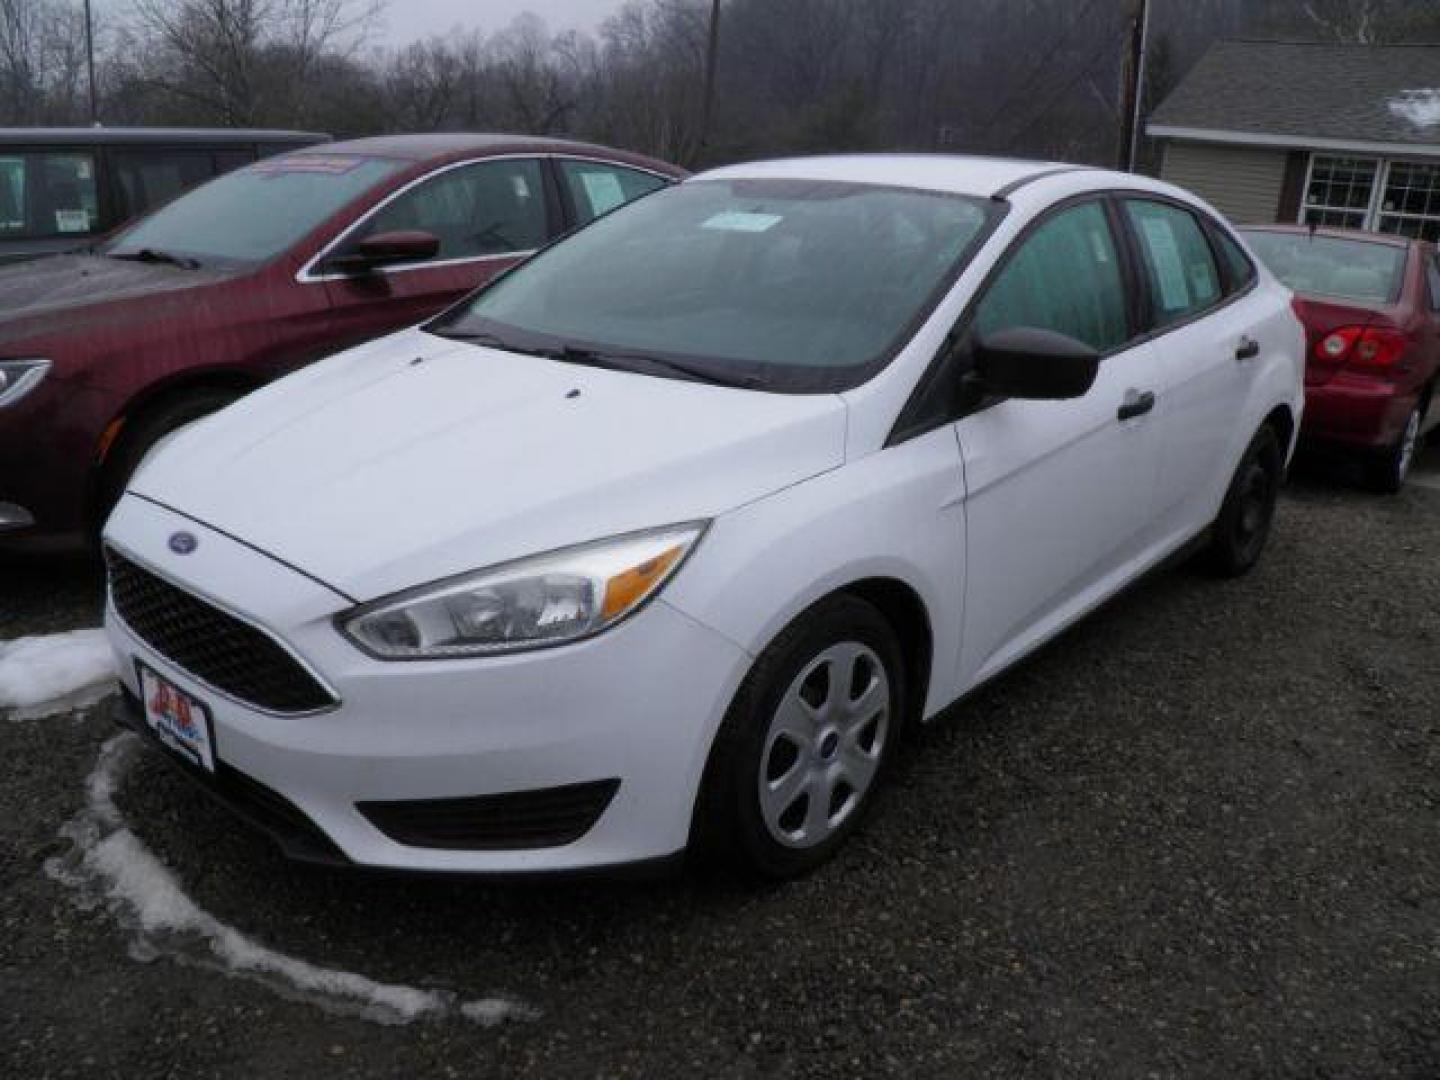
[124,0,378,126]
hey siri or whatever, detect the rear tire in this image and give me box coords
[1202,425,1282,577]
[1366,400,1424,495]
[692,594,904,881]
[93,387,242,539]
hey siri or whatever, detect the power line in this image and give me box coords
[970,0,1110,144]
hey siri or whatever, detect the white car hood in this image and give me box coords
[132,330,848,601]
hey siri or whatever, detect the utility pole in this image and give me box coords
[1117,0,1151,172]
[84,0,98,125]
[700,0,721,157]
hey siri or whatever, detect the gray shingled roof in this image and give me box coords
[1148,39,1440,147]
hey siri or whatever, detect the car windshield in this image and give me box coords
[1241,230,1406,304]
[103,154,405,267]
[431,178,998,392]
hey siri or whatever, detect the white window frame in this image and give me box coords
[1297,153,1382,230]
[1374,158,1440,239]
[1298,152,1440,240]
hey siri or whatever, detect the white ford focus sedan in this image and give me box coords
[103,155,1303,879]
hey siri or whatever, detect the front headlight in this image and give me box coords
[0,358,51,408]
[339,522,707,659]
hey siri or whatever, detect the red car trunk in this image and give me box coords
[1244,225,1439,491]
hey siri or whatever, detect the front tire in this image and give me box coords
[694,594,904,880]
[1203,425,1282,577]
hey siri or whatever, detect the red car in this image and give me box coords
[0,133,683,552]
[1240,225,1439,491]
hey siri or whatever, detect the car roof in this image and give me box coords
[693,154,1119,199]
[311,132,679,169]
[0,127,327,146]
[1238,223,1414,249]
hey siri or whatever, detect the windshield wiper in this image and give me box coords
[431,328,763,390]
[544,345,763,390]
[108,248,202,269]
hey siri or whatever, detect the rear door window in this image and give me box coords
[0,151,100,238]
[1124,200,1222,327]
[358,158,550,262]
[557,160,668,227]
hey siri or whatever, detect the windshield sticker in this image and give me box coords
[703,211,783,234]
[250,155,371,177]
[580,171,626,216]
[1139,216,1190,311]
[76,159,92,180]
[512,173,532,200]
[55,209,90,233]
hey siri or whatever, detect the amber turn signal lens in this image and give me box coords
[602,545,685,620]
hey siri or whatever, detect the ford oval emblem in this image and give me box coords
[168,531,198,555]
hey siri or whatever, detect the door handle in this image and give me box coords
[1235,337,1260,361]
[1117,389,1155,422]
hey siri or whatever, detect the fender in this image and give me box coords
[664,425,968,719]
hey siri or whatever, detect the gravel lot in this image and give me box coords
[3,456,1439,1079]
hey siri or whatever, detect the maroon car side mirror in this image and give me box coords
[327,230,440,274]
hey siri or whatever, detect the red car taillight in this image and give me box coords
[1312,326,1410,369]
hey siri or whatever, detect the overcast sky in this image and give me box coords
[378,0,632,45]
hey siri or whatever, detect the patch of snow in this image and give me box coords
[47,735,537,1027]
[0,628,116,713]
[1388,89,1440,131]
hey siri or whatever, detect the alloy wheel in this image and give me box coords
[1397,406,1422,484]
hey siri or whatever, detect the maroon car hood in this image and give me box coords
[0,254,241,348]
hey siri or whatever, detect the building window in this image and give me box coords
[1301,156,1377,230]
[1300,154,1440,241]
[1377,161,1440,242]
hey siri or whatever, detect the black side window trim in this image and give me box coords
[1116,193,1259,342]
[888,190,1141,446]
[1205,217,1258,295]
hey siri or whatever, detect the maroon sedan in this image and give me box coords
[0,133,683,552]
[1241,225,1439,492]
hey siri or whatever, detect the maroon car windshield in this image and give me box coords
[104,154,405,268]
[1242,231,1406,305]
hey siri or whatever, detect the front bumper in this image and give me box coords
[0,373,107,552]
[103,494,751,873]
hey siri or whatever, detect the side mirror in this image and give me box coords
[971,327,1100,400]
[326,229,440,274]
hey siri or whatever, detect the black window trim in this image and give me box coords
[888,188,1263,446]
[1117,191,1257,343]
[889,190,1141,445]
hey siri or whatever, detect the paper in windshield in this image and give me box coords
[1139,216,1191,311]
[580,171,626,216]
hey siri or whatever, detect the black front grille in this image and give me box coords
[106,547,336,715]
[357,779,621,851]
